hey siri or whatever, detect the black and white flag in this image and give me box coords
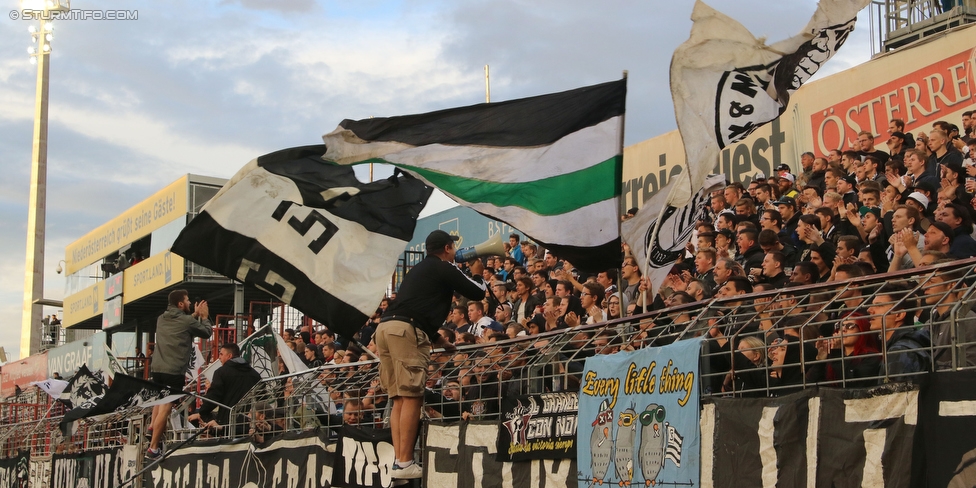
[172,145,432,339]
[621,174,725,294]
[61,374,182,435]
[669,0,869,206]
[59,364,106,410]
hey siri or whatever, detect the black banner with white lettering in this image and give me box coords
[497,392,578,462]
[51,448,124,488]
[152,431,335,488]
[0,450,29,488]
[912,370,976,488]
[331,425,395,488]
[703,384,918,488]
[426,422,578,488]
[817,385,916,488]
[707,389,812,488]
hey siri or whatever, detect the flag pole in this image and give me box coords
[485,65,491,103]
[0,401,57,447]
[119,427,208,488]
[616,71,627,317]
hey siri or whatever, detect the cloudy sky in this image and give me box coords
[0,0,873,361]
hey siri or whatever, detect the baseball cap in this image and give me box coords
[890,131,907,140]
[907,191,930,208]
[775,164,791,172]
[781,173,795,183]
[859,206,882,219]
[772,196,797,208]
[813,242,836,265]
[840,174,858,187]
[941,159,964,176]
[913,180,938,195]
[425,230,459,252]
[716,229,735,239]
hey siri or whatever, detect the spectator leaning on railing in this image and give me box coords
[867,282,932,381]
[922,261,976,369]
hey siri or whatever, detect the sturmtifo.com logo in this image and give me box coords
[10,9,138,21]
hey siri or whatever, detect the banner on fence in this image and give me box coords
[702,383,919,488]
[331,425,395,488]
[153,431,335,488]
[51,447,125,488]
[27,457,48,488]
[497,392,579,462]
[425,421,576,487]
[913,370,976,487]
[576,338,702,487]
[0,450,28,488]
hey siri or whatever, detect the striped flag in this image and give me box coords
[669,0,868,206]
[172,146,432,339]
[665,423,683,467]
[322,79,627,272]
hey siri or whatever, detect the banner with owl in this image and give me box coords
[576,338,702,487]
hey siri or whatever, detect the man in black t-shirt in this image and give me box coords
[375,230,487,479]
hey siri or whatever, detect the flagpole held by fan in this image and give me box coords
[118,427,209,488]
[615,70,628,318]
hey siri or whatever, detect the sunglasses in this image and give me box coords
[835,322,859,332]
[639,405,667,426]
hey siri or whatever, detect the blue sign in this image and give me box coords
[408,205,526,254]
[577,338,702,487]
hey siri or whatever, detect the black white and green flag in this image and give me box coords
[323,79,627,272]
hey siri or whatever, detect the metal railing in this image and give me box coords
[869,0,976,54]
[2,258,975,464]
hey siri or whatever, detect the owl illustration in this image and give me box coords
[613,406,638,486]
[638,403,667,486]
[589,399,614,485]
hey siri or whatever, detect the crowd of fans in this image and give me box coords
[231,114,976,430]
[36,114,973,449]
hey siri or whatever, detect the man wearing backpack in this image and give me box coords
[867,282,932,383]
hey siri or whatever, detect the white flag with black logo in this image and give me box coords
[172,145,432,339]
[622,174,725,294]
[669,0,868,206]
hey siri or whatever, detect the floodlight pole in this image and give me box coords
[21,15,53,359]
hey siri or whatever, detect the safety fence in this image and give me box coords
[1,258,975,484]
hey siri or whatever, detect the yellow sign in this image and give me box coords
[62,280,106,327]
[123,251,185,303]
[64,175,188,275]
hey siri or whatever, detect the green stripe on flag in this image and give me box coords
[352,155,621,216]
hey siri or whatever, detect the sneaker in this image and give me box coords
[146,447,162,460]
[391,463,422,479]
